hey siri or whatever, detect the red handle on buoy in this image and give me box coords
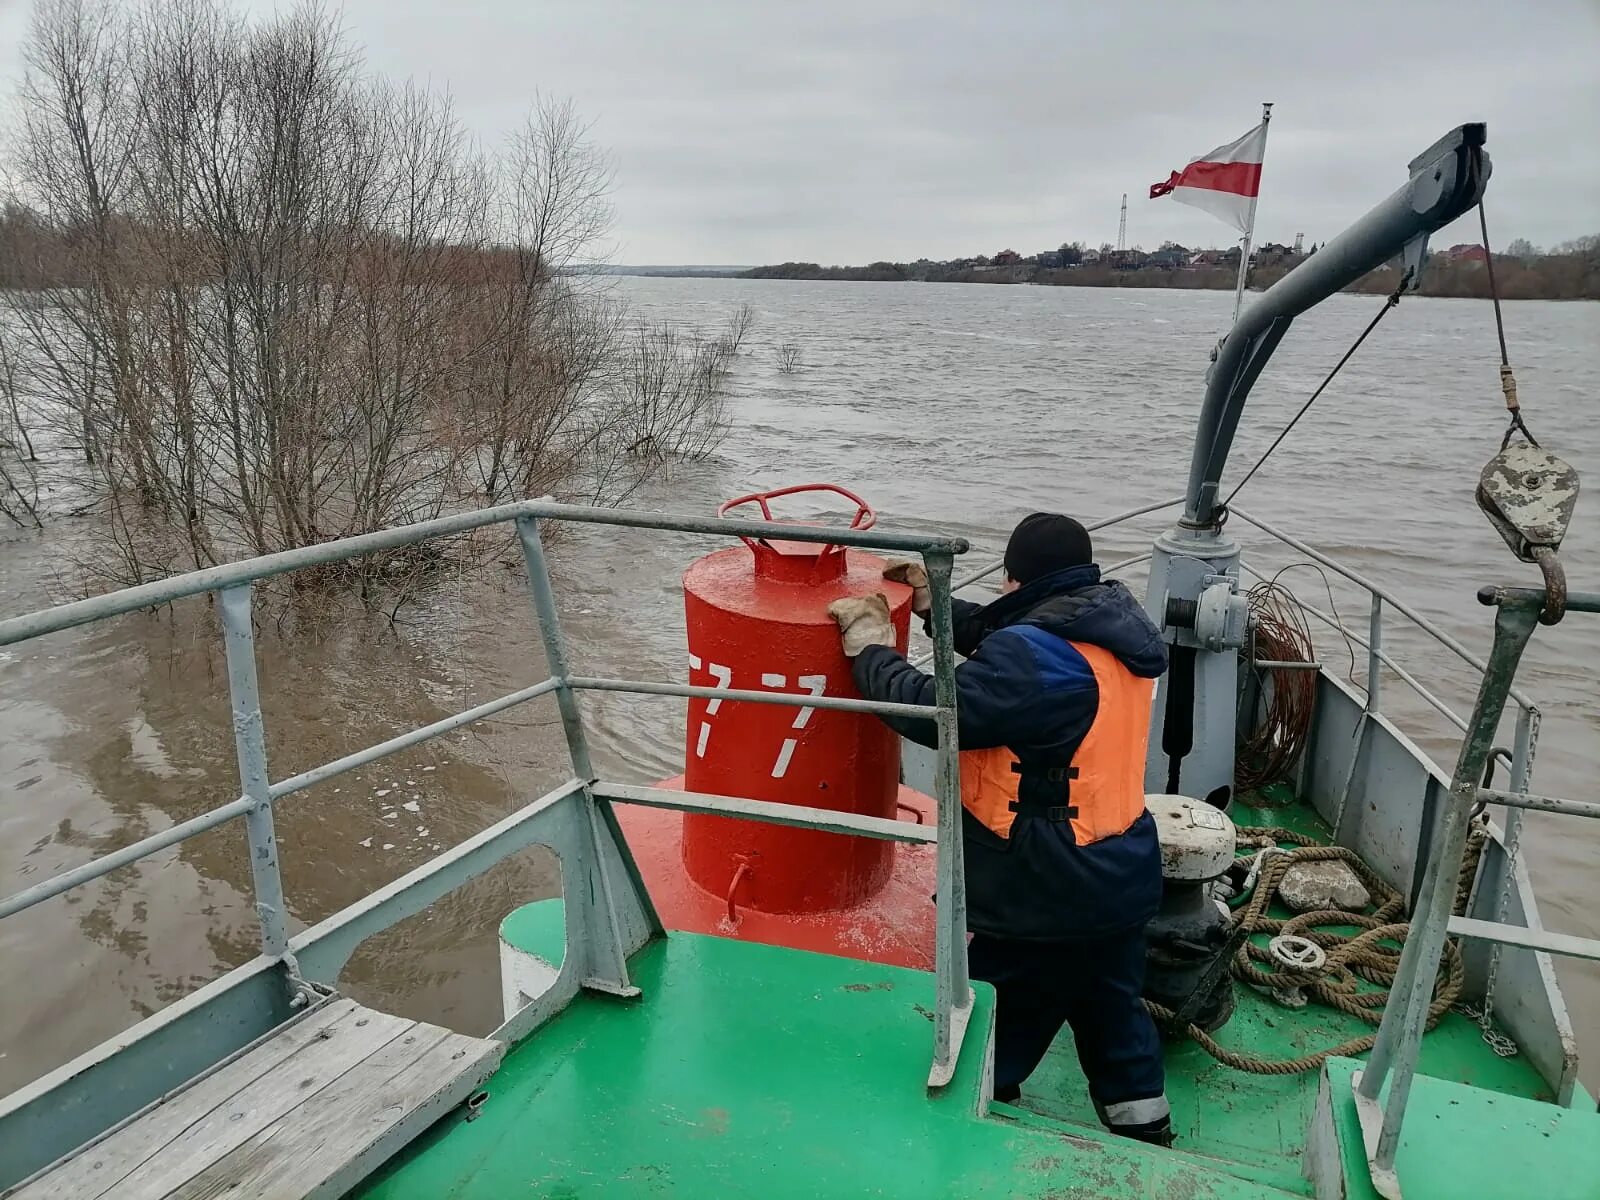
[717,483,876,559]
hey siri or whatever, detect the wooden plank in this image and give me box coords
[102,1007,414,1200]
[7,1000,363,1200]
[303,1032,502,1200]
[169,1027,503,1200]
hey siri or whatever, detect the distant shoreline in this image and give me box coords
[736,252,1598,301]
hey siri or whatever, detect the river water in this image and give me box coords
[1,279,1595,1096]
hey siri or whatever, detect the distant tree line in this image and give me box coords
[741,235,1600,301]
[0,0,750,595]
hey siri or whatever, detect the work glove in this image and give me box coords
[827,593,895,657]
[882,559,930,615]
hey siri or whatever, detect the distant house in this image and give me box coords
[1444,243,1489,264]
[1253,242,1296,264]
[1147,248,1187,269]
[992,249,1023,267]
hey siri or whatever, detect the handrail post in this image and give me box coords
[218,585,288,959]
[924,550,972,1088]
[515,517,595,780]
[1508,703,1536,793]
[1333,592,1384,841]
[1366,594,1383,710]
[515,516,655,995]
[1480,702,1539,1036]
[1355,594,1542,1197]
[1498,706,1538,891]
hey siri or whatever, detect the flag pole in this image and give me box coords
[1232,101,1272,321]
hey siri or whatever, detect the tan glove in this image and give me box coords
[882,559,930,615]
[827,593,895,657]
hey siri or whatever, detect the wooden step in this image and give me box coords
[4,998,502,1200]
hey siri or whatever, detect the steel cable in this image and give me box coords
[1237,582,1317,791]
[1220,287,1404,512]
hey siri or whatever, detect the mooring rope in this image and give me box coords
[1147,823,1487,1075]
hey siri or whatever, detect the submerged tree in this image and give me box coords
[1,0,745,592]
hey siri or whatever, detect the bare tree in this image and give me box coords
[0,316,42,527]
[470,96,618,505]
[17,0,140,486]
[2,0,741,594]
[720,302,756,355]
[611,307,751,462]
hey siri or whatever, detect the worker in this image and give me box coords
[828,512,1172,1146]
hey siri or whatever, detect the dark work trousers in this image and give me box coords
[968,927,1171,1140]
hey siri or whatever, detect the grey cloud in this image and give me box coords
[1,0,1595,262]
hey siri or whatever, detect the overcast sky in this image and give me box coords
[1,0,1596,264]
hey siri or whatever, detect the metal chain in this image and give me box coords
[1455,996,1520,1058]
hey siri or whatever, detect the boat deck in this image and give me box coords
[6,998,502,1200]
[355,791,1566,1200]
[1318,1056,1600,1200]
[356,931,1297,1200]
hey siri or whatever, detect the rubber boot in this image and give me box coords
[1115,1118,1175,1149]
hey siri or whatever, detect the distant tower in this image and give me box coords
[1293,231,1304,255]
[1118,193,1128,253]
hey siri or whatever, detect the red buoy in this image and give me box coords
[616,484,937,968]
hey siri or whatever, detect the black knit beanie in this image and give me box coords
[1003,513,1094,585]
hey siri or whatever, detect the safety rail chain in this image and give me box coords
[1353,584,1600,1198]
[0,498,976,1089]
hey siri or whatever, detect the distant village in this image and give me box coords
[912,236,1313,274]
[740,238,1517,294]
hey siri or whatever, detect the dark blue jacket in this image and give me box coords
[853,564,1168,940]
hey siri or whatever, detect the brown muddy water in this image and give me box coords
[1,278,1596,1096]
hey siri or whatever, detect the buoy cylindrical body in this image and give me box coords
[682,533,912,915]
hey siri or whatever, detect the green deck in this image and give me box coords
[358,930,1296,1199]
[354,794,1570,1198]
[1320,1057,1600,1200]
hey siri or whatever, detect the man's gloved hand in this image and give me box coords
[882,559,930,615]
[827,593,896,657]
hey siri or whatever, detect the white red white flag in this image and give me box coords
[1149,123,1266,234]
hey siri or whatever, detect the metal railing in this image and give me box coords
[0,486,1575,1124]
[1224,507,1543,856]
[912,498,1543,803]
[1353,584,1600,1199]
[915,496,1587,1197]
[918,497,1558,1121]
[0,497,975,1088]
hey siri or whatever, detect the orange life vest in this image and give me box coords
[960,641,1152,845]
